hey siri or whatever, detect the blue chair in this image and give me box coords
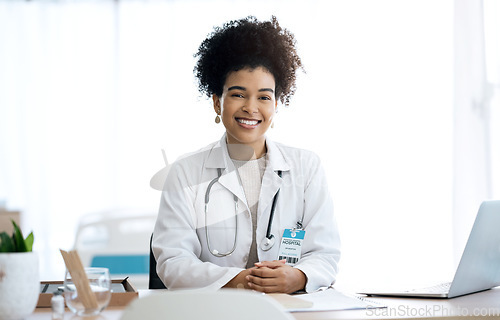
[91,254,149,274]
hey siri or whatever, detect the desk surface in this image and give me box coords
[30,287,500,320]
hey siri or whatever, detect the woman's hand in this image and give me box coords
[223,268,254,289]
[246,260,307,293]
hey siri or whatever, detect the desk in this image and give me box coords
[30,287,500,320]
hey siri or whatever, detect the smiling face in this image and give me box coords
[213,66,277,159]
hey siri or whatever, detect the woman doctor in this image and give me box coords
[152,16,341,293]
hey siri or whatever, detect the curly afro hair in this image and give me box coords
[194,16,303,106]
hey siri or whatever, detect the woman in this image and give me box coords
[152,16,340,293]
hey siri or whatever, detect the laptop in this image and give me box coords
[358,200,500,298]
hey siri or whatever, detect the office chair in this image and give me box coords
[149,234,167,289]
[121,289,294,320]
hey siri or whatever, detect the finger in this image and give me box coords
[246,275,276,287]
[254,260,286,268]
[249,267,277,278]
[247,281,281,293]
[254,260,284,267]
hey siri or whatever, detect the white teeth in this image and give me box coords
[237,119,258,125]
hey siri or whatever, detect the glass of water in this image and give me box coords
[63,267,112,316]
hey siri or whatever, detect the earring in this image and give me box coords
[215,108,221,124]
[271,107,277,128]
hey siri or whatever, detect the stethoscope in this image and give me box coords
[204,168,282,257]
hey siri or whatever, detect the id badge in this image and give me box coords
[278,229,305,266]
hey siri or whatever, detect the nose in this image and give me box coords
[241,98,258,114]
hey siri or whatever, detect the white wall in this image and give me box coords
[0,0,459,289]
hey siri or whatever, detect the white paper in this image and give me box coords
[271,288,386,312]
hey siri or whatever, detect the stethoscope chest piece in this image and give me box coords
[260,235,275,251]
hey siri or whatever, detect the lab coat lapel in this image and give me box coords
[218,169,246,205]
[258,138,290,216]
[205,135,247,206]
[259,168,281,215]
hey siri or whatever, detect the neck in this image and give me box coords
[227,142,266,161]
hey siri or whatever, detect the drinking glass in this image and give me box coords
[63,267,112,316]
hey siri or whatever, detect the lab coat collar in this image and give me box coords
[265,137,291,173]
[204,136,228,170]
[204,134,245,205]
[204,134,291,208]
[204,133,291,173]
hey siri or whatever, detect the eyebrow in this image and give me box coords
[227,86,274,94]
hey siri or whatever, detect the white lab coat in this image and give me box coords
[152,134,341,292]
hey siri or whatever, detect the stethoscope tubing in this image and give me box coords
[204,168,282,257]
[264,170,282,243]
[205,168,239,257]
